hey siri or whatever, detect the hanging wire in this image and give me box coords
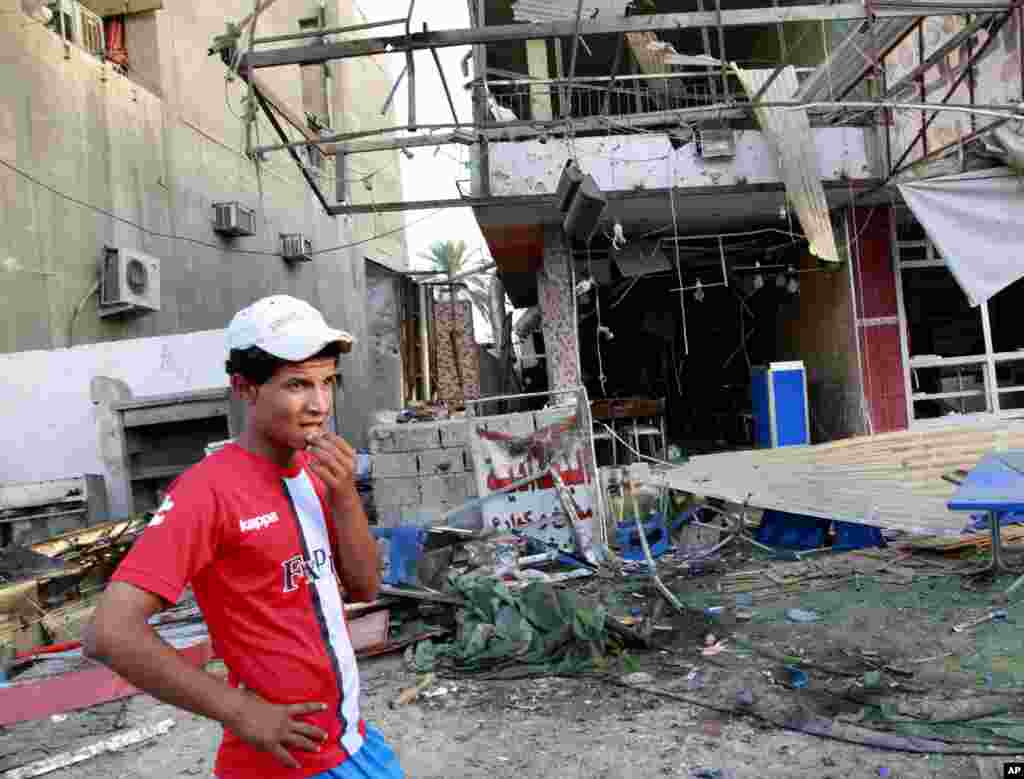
[667,155,689,356]
[586,243,608,396]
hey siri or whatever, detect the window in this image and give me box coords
[46,0,107,59]
[895,210,1024,423]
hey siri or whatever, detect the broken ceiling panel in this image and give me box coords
[511,0,629,24]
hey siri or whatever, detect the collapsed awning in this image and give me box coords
[898,167,1024,307]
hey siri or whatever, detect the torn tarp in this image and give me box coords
[411,577,608,674]
[898,167,1024,306]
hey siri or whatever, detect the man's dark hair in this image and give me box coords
[226,342,343,385]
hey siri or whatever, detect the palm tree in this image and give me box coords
[416,239,496,331]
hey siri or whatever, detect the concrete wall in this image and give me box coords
[0,329,228,519]
[0,0,406,446]
[487,128,873,197]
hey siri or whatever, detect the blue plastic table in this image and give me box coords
[948,450,1024,592]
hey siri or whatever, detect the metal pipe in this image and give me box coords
[563,0,586,119]
[251,98,1024,157]
[251,17,407,45]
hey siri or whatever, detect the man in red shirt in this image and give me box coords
[86,295,404,779]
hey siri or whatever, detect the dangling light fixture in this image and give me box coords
[752,261,764,290]
[775,270,786,288]
[694,279,705,302]
[787,275,800,295]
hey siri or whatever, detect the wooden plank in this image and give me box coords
[243,3,951,68]
[0,641,213,727]
[1,718,175,779]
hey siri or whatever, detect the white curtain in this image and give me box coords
[733,65,840,263]
[898,167,1024,307]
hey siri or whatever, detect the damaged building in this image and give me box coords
[0,0,410,527]
[455,0,1024,457]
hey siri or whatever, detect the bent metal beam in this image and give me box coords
[239,2,1013,69]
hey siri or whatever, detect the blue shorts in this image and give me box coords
[215,725,403,779]
[310,725,404,779]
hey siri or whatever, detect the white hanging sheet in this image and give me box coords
[898,167,1024,307]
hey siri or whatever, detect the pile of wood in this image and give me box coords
[0,518,148,662]
[906,524,1024,556]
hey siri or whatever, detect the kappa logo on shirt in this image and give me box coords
[240,512,280,533]
[147,496,175,527]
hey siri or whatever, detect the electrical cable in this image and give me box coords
[667,155,689,357]
[433,668,1024,757]
[597,422,675,467]
[585,244,608,397]
[0,155,444,257]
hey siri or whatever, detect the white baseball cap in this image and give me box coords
[227,295,354,361]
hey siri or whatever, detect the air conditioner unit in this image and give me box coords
[281,233,313,263]
[99,247,161,317]
[212,201,256,237]
[77,3,104,57]
[697,128,736,159]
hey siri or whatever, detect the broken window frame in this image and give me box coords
[893,209,1024,426]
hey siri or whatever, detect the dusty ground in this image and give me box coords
[4,543,1024,778]
[0,653,1004,779]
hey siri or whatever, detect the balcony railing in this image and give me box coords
[475,69,815,126]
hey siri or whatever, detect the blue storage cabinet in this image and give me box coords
[750,361,809,448]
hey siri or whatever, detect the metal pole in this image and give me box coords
[563,0,586,118]
[252,18,407,45]
[255,91,332,213]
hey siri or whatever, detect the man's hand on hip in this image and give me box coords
[226,690,329,769]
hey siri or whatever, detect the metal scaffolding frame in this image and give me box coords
[209,0,1024,216]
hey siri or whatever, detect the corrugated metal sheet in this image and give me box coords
[797,17,917,102]
[657,418,1024,537]
[734,65,840,263]
[512,0,629,24]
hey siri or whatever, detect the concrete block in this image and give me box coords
[419,473,471,506]
[437,419,471,448]
[369,476,420,506]
[418,448,468,476]
[474,411,536,438]
[371,452,420,478]
[376,509,442,529]
[368,423,442,454]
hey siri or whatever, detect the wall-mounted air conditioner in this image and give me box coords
[99,246,161,317]
[697,128,736,159]
[212,201,256,237]
[281,233,313,263]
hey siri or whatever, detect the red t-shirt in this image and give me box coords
[111,443,365,779]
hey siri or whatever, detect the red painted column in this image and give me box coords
[849,207,909,433]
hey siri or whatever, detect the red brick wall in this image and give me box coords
[850,208,908,433]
